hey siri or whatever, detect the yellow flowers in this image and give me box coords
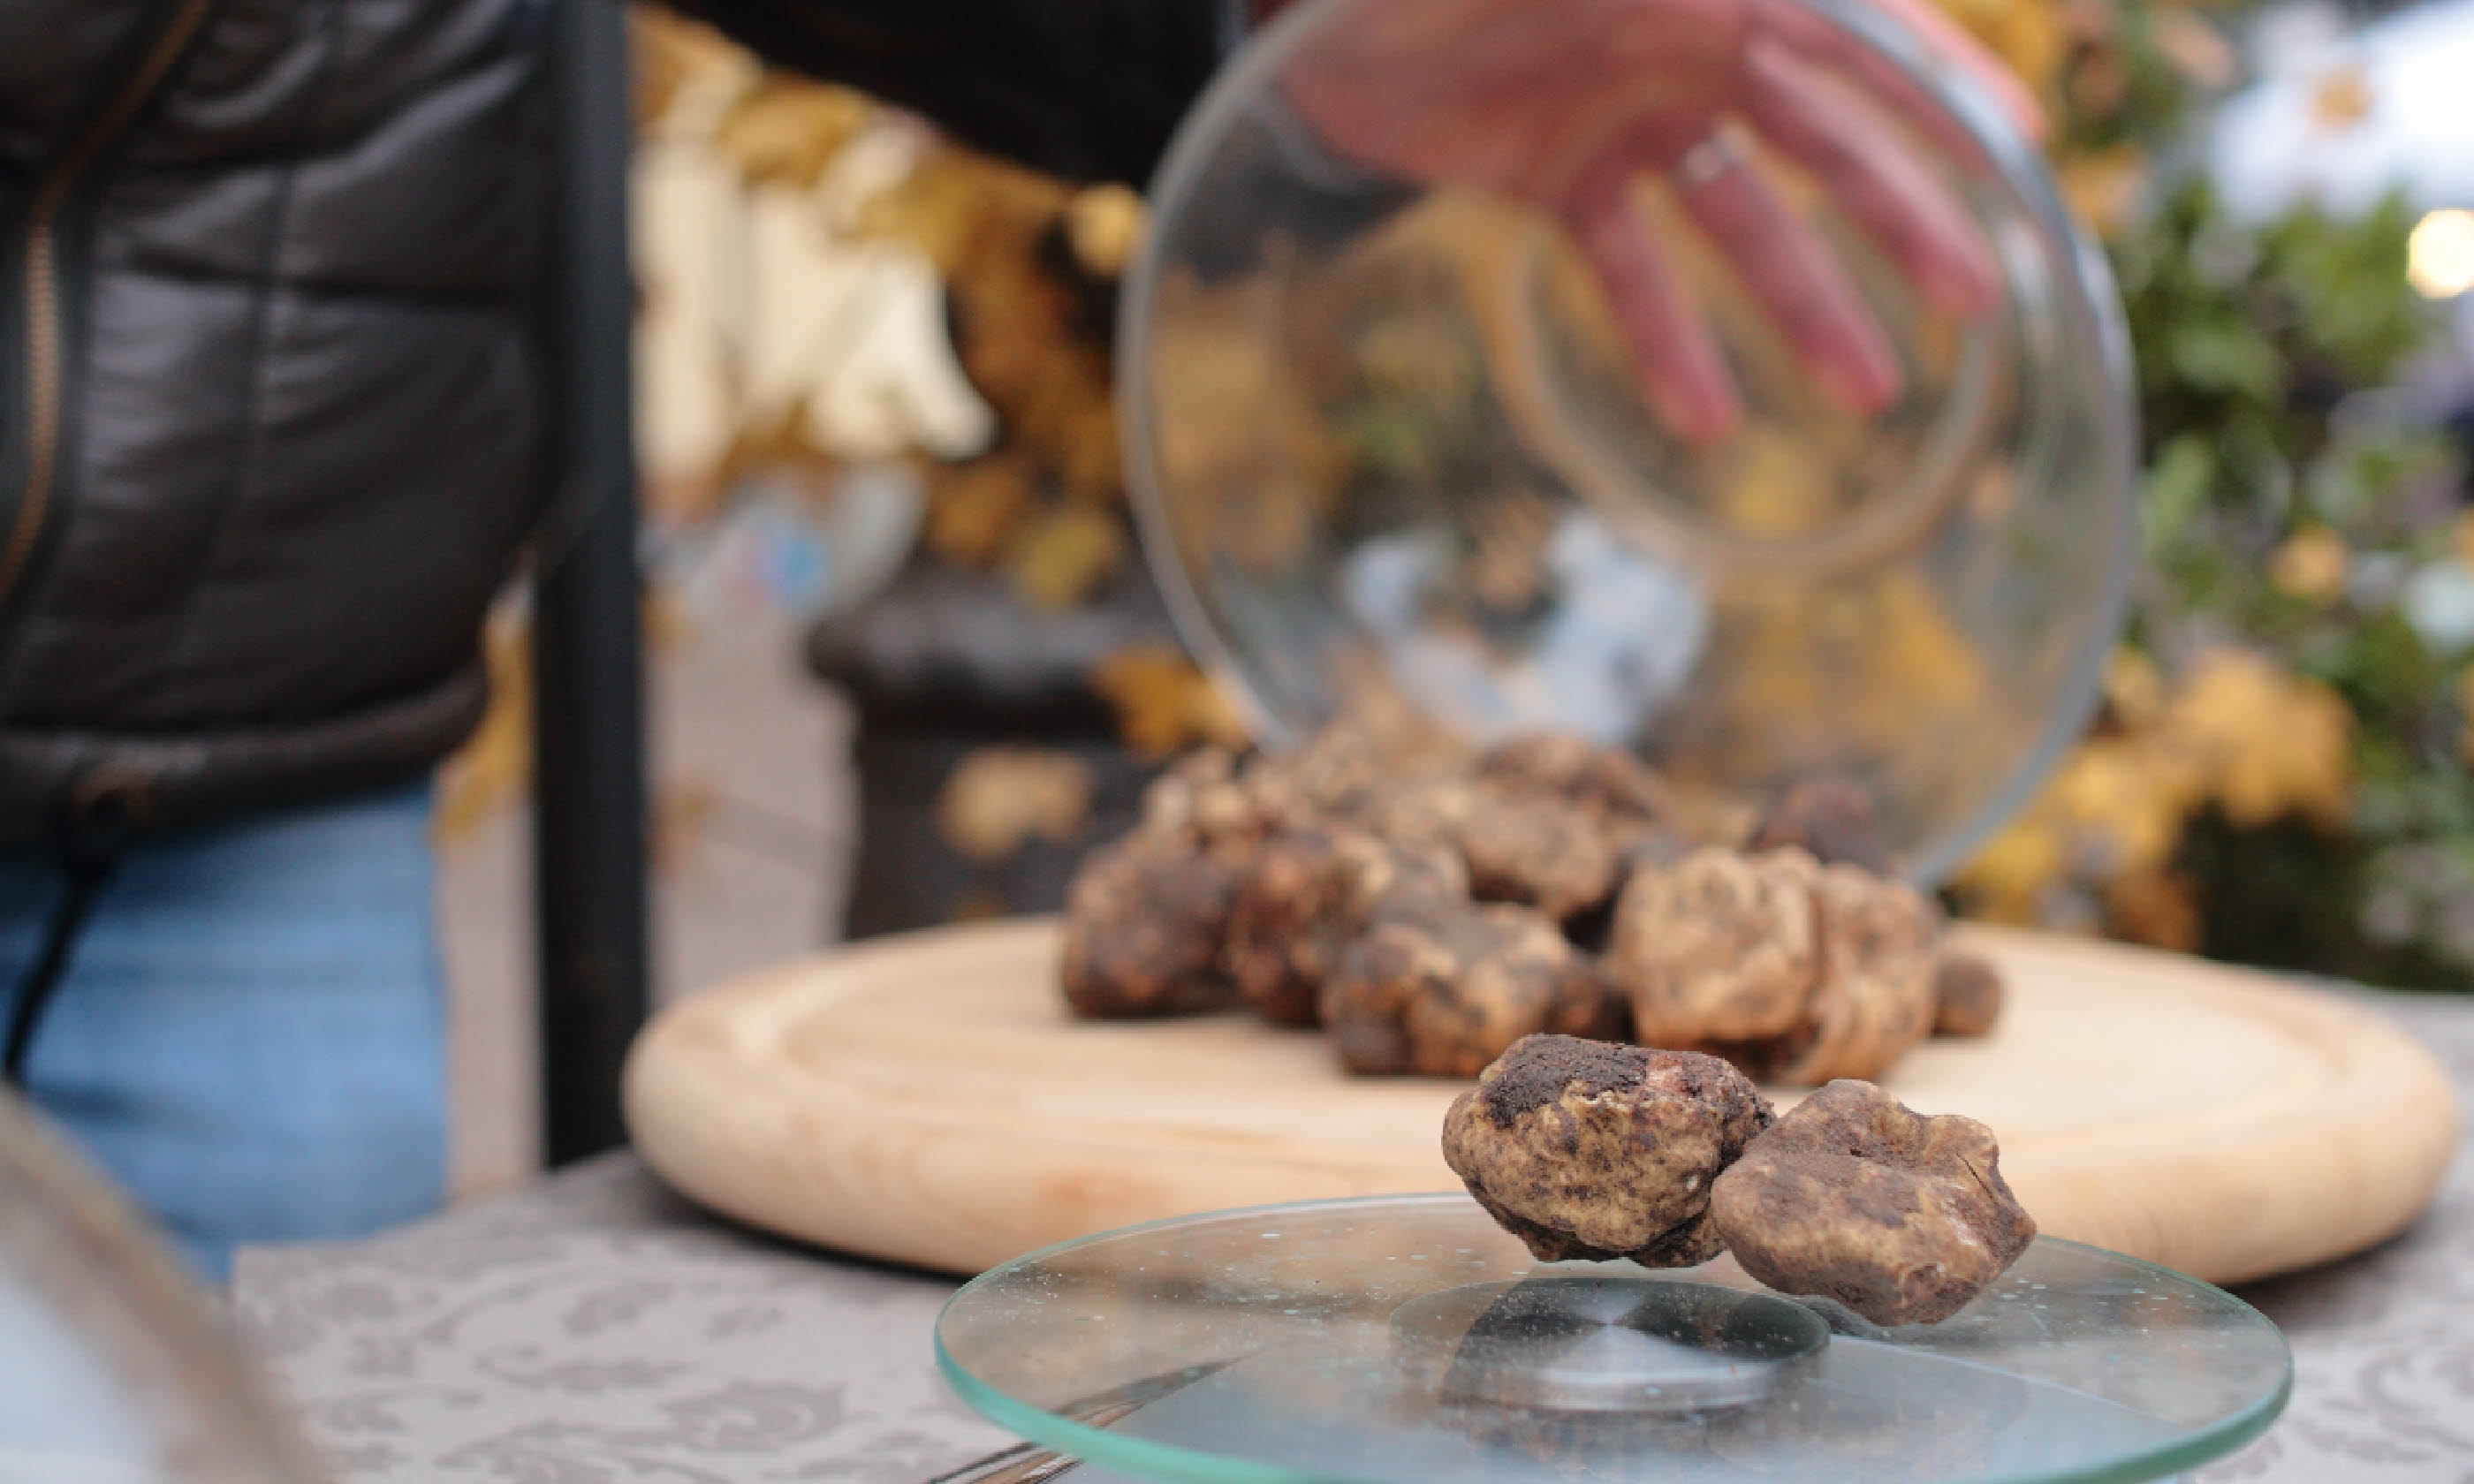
[2270,526,2350,602]
[1065,185,1148,278]
[2309,64,2374,133]
[923,455,1036,567]
[1957,819,2070,925]
[1008,507,1128,611]
[434,610,534,845]
[2060,148,2149,237]
[715,82,873,188]
[630,6,1160,628]
[2048,738,2191,874]
[629,7,753,130]
[854,144,1137,613]
[2103,647,2166,728]
[1089,647,1252,761]
[1935,0,2067,96]
[2174,648,2353,829]
[937,747,1095,864]
[1955,646,2354,937]
[2103,868,2202,952]
[1926,0,2243,241]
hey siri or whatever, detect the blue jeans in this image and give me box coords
[0,784,447,1280]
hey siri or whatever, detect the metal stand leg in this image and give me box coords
[534,0,649,1167]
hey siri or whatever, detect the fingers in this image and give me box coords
[1560,151,1744,446]
[1750,0,2042,163]
[1673,130,1903,416]
[1740,37,2001,317]
[1854,0,2046,143]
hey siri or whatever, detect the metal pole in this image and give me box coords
[534,0,649,1167]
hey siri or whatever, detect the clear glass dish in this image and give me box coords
[937,1194,2290,1484]
[0,1094,324,1484]
[1118,0,2137,880]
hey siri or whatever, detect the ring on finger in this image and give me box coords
[1673,129,1745,193]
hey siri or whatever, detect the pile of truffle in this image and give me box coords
[1060,725,2003,1084]
[1444,1034,2037,1326]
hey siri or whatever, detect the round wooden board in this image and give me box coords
[625,918,2458,1283]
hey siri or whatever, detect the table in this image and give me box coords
[230,989,2474,1483]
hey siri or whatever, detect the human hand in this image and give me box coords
[1271,0,2042,443]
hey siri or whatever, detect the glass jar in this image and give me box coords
[1119,0,2135,879]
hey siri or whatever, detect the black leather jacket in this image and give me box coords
[0,0,1225,850]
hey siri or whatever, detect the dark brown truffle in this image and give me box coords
[1320,904,1601,1077]
[1137,746,1253,843]
[1710,1079,2036,1326]
[1136,746,1320,852]
[1457,787,1623,922]
[1749,776,1892,874]
[1615,825,1695,877]
[1059,835,1242,1018]
[1443,1035,1774,1265]
[1347,776,1481,857]
[1476,734,1678,826]
[1250,719,1469,827]
[1223,827,1466,1026]
[1553,955,1634,1043]
[1347,777,1621,921]
[1933,953,2005,1038]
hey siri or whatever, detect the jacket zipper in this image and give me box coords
[1,0,217,610]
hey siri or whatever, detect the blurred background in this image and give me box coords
[437,0,2474,1193]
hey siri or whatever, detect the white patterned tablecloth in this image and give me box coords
[231,990,2474,1484]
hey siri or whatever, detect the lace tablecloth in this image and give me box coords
[231,990,2474,1484]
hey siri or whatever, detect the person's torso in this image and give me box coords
[0,0,553,840]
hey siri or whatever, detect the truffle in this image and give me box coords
[1553,958,1634,1043]
[1347,776,1481,857]
[1604,849,1822,1047]
[1059,835,1242,1018]
[1137,746,1311,852]
[1321,904,1603,1077]
[1476,734,1679,827]
[1137,746,1245,840]
[1750,865,1939,1085]
[1350,777,1617,918]
[1255,718,1466,825]
[1224,827,1466,1026]
[1352,761,1657,923]
[1748,776,1892,874]
[1933,953,2005,1038]
[1457,786,1624,922]
[1442,1035,1774,1264]
[1710,1079,2036,1326]
[1615,825,1695,877]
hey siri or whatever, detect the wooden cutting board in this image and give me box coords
[624,918,2458,1284]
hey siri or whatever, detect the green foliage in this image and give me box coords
[2104,161,2470,986]
[2054,0,2193,156]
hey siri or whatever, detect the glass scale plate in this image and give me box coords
[937,1194,2289,1484]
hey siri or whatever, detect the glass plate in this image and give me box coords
[937,1194,2289,1484]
